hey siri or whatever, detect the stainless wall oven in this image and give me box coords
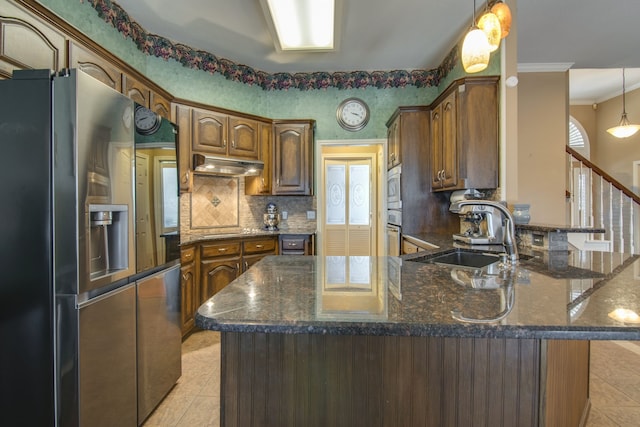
[387,164,402,256]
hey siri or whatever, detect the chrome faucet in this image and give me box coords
[450,200,519,263]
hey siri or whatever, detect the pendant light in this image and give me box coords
[477,4,501,52]
[607,68,640,139]
[490,0,512,39]
[461,0,490,73]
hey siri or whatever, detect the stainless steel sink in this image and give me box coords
[410,250,501,269]
[429,251,501,268]
[409,249,533,269]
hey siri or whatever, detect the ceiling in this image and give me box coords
[114,0,640,103]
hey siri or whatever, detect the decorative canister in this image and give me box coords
[512,204,531,225]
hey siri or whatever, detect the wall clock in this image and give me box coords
[336,97,370,131]
[134,104,161,135]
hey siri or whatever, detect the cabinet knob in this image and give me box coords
[232,139,236,148]
[223,139,227,148]
[181,274,189,281]
[256,244,264,248]
[218,247,228,252]
[182,170,190,184]
[244,261,248,270]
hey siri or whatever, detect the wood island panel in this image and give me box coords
[215,333,589,427]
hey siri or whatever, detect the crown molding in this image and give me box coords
[518,63,575,73]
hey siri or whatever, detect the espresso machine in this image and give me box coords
[452,203,505,245]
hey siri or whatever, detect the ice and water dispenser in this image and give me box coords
[89,204,129,280]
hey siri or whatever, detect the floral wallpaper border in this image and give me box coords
[87,0,458,91]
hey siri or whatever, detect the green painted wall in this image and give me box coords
[39,0,500,140]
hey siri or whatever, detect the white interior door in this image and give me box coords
[323,157,375,256]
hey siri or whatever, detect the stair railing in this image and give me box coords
[566,146,639,254]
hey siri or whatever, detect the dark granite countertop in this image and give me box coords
[181,228,316,245]
[515,223,606,233]
[196,246,640,340]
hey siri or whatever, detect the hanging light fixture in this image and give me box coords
[607,68,640,139]
[490,0,512,39]
[477,3,501,52]
[461,0,491,73]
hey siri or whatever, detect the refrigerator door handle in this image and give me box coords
[77,282,136,309]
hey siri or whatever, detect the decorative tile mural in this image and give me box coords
[190,176,239,229]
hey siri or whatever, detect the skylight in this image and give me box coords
[262,0,335,51]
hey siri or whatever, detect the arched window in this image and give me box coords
[569,116,590,159]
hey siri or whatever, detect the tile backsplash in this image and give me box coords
[180,175,317,240]
[190,175,239,228]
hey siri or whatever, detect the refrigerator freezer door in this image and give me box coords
[53,69,135,295]
[136,264,182,424]
[78,283,137,427]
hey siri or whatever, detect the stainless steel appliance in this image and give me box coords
[387,164,402,256]
[263,202,280,230]
[452,204,505,245]
[132,104,181,425]
[0,68,136,426]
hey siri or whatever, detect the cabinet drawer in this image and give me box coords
[281,238,306,251]
[200,241,242,258]
[180,246,196,263]
[244,238,277,254]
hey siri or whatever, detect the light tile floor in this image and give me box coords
[142,331,221,427]
[144,333,640,426]
[587,340,640,426]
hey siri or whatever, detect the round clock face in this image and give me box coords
[134,105,161,135]
[337,98,370,131]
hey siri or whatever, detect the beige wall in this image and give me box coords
[517,71,569,225]
[591,87,640,189]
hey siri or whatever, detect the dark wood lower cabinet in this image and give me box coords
[200,258,241,302]
[219,333,590,427]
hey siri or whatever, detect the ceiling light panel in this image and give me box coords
[265,0,335,51]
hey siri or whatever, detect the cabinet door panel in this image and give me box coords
[123,74,150,106]
[180,263,197,336]
[68,41,122,91]
[245,121,272,195]
[441,91,458,188]
[387,119,400,169]
[274,123,311,195]
[192,109,227,154]
[229,117,259,159]
[174,104,192,193]
[150,92,171,119]
[430,106,443,188]
[0,11,66,78]
[200,258,240,302]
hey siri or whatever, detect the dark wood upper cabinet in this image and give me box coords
[192,108,228,155]
[191,108,259,159]
[430,76,499,192]
[273,120,314,195]
[245,121,273,195]
[174,103,193,194]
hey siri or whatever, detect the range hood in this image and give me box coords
[193,154,264,176]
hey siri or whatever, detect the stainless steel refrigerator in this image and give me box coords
[132,103,182,425]
[0,69,180,426]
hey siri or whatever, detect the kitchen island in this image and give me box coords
[196,249,640,427]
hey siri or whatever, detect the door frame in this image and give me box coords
[316,139,386,256]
